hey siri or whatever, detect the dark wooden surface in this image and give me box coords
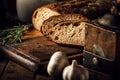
[0,29,83,80]
[0,54,8,78]
[0,25,114,80]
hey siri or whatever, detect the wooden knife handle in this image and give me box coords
[0,44,41,72]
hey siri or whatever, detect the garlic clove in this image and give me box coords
[63,60,89,80]
[47,51,69,78]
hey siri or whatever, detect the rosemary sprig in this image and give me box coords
[0,24,32,45]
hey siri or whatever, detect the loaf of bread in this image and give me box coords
[41,14,88,46]
[32,0,91,30]
[32,0,112,31]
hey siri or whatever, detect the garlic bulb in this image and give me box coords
[47,51,69,78]
[63,60,89,80]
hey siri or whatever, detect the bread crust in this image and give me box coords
[32,7,60,30]
[32,0,112,31]
[32,0,91,31]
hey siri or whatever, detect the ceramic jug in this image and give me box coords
[16,0,57,23]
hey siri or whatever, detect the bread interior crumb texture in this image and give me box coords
[49,21,85,46]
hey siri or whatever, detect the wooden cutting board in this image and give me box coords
[11,29,83,59]
[0,29,83,75]
[0,29,83,80]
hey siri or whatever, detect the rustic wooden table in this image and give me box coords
[0,30,52,80]
[0,29,83,80]
[0,54,53,80]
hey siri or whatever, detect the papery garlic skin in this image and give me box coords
[63,60,89,80]
[47,51,69,78]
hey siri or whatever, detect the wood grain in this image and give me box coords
[1,61,35,80]
[0,54,8,78]
[0,29,83,80]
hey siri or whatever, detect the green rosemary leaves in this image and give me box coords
[0,24,32,45]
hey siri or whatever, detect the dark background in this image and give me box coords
[0,0,22,29]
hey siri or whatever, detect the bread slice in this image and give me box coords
[41,14,88,36]
[41,14,88,46]
[46,20,86,46]
[32,7,60,30]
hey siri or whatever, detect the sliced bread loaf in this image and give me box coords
[41,14,88,37]
[32,0,91,30]
[32,0,112,31]
[41,14,88,46]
